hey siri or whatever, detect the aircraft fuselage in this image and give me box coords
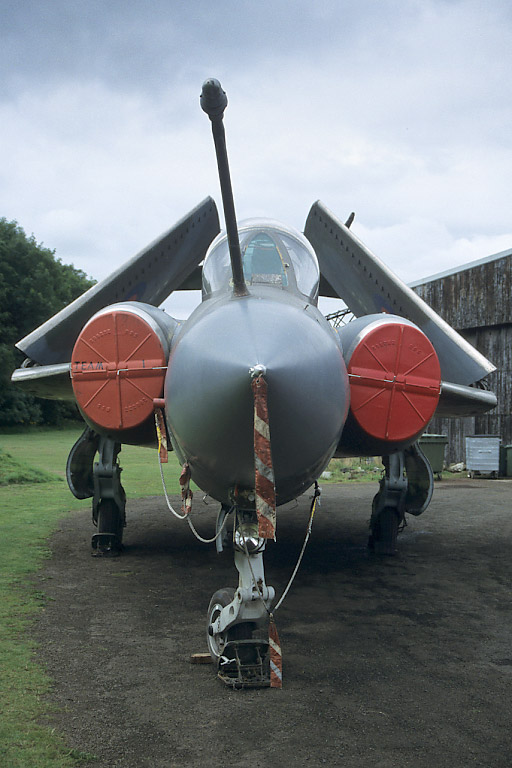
[165,282,349,506]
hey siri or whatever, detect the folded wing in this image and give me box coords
[16,198,219,365]
[11,362,74,400]
[305,200,495,387]
[437,381,497,416]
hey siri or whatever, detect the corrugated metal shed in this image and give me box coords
[412,248,512,464]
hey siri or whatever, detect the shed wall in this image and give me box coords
[413,254,511,464]
[414,254,511,328]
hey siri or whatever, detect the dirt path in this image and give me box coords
[35,479,512,767]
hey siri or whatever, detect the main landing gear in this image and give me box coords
[67,427,126,556]
[207,510,274,688]
[369,442,434,555]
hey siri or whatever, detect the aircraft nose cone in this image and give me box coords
[165,294,349,506]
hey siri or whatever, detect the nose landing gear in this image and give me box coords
[206,512,274,688]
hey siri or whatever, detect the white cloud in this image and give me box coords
[0,0,511,307]
[0,81,217,278]
[354,217,512,283]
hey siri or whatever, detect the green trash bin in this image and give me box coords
[500,445,512,477]
[419,434,448,480]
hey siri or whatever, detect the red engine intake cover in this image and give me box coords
[71,309,167,432]
[347,321,441,443]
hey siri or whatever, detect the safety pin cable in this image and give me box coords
[157,451,188,520]
[273,482,320,613]
[157,448,232,541]
[186,507,232,544]
[239,482,320,616]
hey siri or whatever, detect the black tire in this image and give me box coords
[97,499,124,551]
[369,507,400,555]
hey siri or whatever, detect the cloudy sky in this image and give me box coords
[2,0,511,317]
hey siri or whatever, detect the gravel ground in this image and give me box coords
[35,478,512,767]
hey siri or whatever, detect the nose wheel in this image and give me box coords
[207,590,232,663]
[207,587,269,688]
[207,588,256,664]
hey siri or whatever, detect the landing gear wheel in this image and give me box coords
[206,588,255,669]
[92,499,125,556]
[369,506,400,556]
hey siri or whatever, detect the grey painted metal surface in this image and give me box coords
[165,283,349,507]
[16,198,219,365]
[11,362,74,400]
[163,217,348,508]
[304,200,496,386]
[436,381,497,417]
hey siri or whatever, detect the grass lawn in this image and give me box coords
[0,424,186,767]
[0,424,185,497]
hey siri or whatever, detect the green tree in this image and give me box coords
[0,218,95,425]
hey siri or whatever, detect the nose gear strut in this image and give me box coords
[207,511,275,689]
[206,370,279,687]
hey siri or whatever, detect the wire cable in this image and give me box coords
[158,449,232,541]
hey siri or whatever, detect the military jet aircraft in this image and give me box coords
[11,79,497,687]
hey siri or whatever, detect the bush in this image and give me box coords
[0,218,95,425]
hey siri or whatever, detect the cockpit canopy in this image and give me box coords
[202,219,320,302]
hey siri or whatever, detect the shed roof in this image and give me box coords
[411,248,512,330]
[410,247,512,288]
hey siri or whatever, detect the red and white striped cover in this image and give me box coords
[251,375,277,540]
